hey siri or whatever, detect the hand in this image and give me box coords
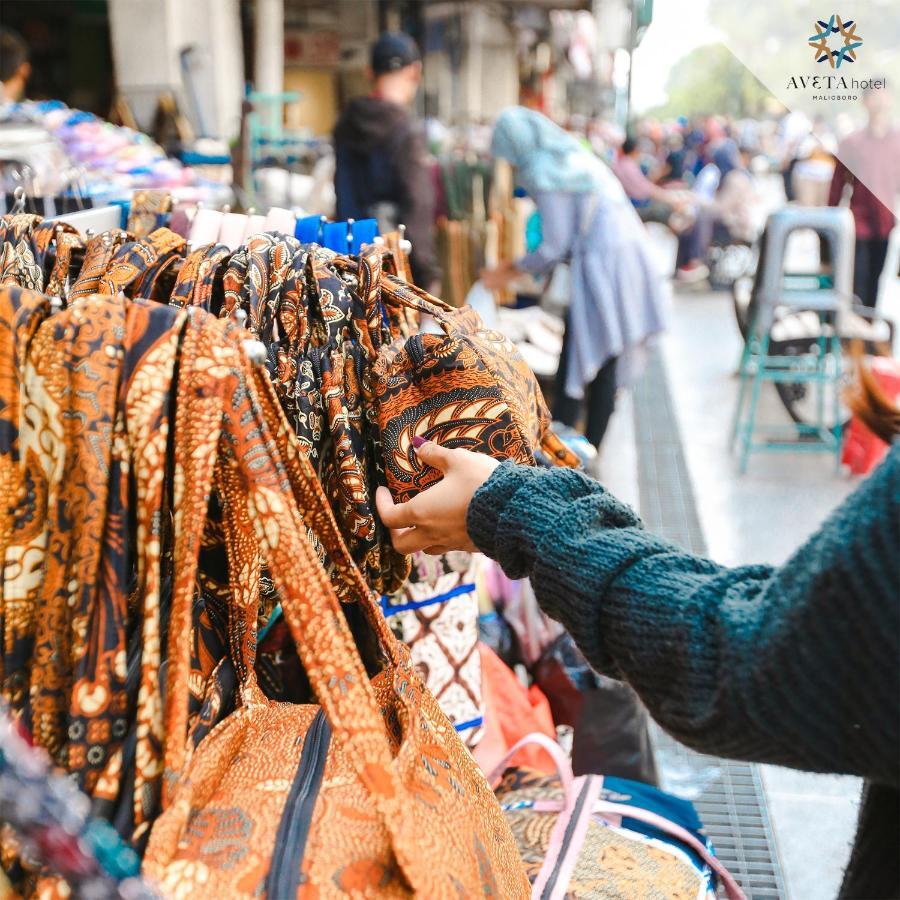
[375,440,499,555]
[479,263,518,292]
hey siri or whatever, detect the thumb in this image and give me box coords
[413,437,455,472]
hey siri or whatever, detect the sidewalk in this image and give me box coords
[596,218,900,897]
[659,284,861,900]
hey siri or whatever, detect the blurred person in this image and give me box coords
[333,32,440,291]
[480,107,665,450]
[676,143,761,282]
[0,26,30,103]
[777,110,813,202]
[656,133,687,185]
[829,88,900,308]
[789,116,838,208]
[375,369,900,900]
[614,136,689,226]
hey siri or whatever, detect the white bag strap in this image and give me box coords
[487,732,576,804]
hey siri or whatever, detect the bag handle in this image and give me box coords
[249,366,403,666]
[590,799,746,900]
[491,735,746,900]
[217,357,403,790]
[97,228,185,298]
[191,244,231,312]
[487,732,576,803]
[161,310,229,804]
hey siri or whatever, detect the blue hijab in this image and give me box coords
[491,106,609,196]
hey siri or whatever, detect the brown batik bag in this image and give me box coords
[372,274,580,502]
[143,325,529,899]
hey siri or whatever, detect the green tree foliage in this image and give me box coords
[649,43,771,118]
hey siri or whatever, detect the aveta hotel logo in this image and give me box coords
[808,15,863,68]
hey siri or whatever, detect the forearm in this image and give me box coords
[468,457,900,781]
[514,191,576,275]
[467,463,766,746]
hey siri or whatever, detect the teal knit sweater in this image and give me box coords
[468,446,899,898]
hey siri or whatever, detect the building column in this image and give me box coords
[254,0,284,96]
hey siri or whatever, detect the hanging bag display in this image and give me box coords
[490,733,745,900]
[143,333,529,899]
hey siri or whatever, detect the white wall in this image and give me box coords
[108,0,244,141]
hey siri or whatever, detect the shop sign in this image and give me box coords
[284,31,340,67]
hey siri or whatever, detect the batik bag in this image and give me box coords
[372,275,580,502]
[491,733,745,900]
[143,334,529,899]
[384,551,484,749]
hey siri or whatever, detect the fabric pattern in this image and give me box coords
[127,190,173,239]
[495,766,715,899]
[143,319,529,898]
[385,551,484,748]
[373,275,579,503]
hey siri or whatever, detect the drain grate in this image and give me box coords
[632,348,786,898]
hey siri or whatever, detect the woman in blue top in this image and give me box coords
[481,107,666,448]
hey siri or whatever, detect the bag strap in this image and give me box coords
[161,308,228,805]
[589,799,747,900]
[249,366,403,666]
[488,732,576,802]
[69,231,130,299]
[216,356,402,788]
[532,775,603,900]
[97,228,185,298]
[191,244,231,312]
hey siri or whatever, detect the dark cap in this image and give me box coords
[371,32,420,75]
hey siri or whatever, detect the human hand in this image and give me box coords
[479,263,518,292]
[375,440,499,555]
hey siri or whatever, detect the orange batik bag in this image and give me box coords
[143,318,529,899]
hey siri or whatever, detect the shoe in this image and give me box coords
[675,262,710,283]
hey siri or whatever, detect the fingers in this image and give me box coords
[392,527,430,555]
[375,485,416,529]
[413,438,455,473]
[376,485,428,553]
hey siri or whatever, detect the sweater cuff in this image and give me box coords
[467,460,537,561]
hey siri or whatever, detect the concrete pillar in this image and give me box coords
[254,0,284,96]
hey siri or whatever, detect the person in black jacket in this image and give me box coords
[333,32,440,292]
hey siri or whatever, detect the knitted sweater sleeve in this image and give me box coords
[467,451,900,783]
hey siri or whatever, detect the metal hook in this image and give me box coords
[346,217,355,249]
[10,186,26,214]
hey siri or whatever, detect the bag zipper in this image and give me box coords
[265,708,331,897]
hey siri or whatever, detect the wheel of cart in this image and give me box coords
[732,234,895,432]
[730,206,856,473]
[768,305,894,430]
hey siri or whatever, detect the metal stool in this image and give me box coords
[731,207,854,472]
